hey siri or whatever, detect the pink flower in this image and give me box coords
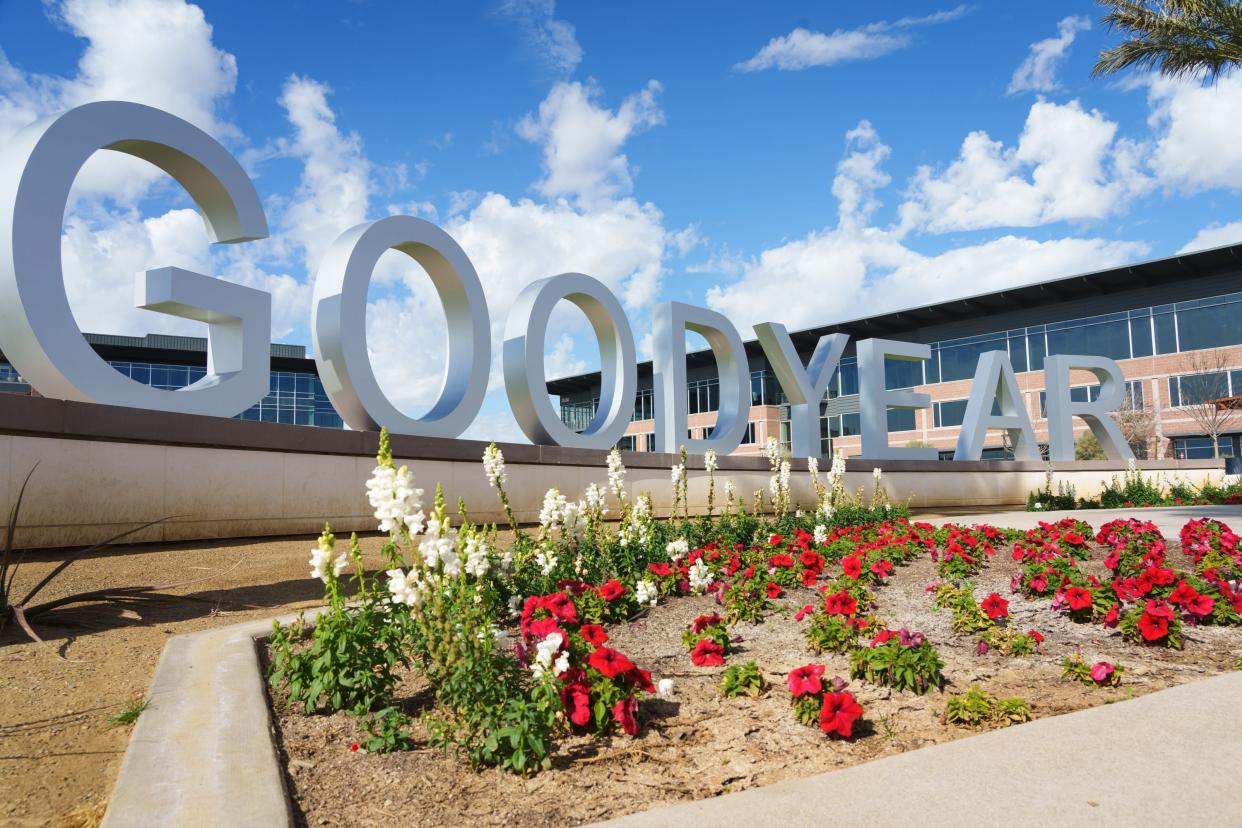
[1090,661,1114,683]
[612,696,638,736]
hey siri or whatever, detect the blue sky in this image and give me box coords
[2,1,1241,440]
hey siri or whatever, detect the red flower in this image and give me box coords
[799,550,825,570]
[1186,593,1215,618]
[766,582,783,598]
[561,679,592,726]
[691,613,723,634]
[842,556,863,580]
[350,742,360,753]
[526,617,566,645]
[589,647,635,678]
[769,534,784,546]
[1064,586,1093,612]
[1028,629,1044,644]
[579,623,608,648]
[794,604,814,621]
[612,696,639,736]
[787,663,826,697]
[818,691,864,738]
[1137,609,1169,641]
[648,562,673,576]
[1029,573,1048,594]
[1168,581,1198,606]
[981,592,1009,620]
[801,569,819,587]
[769,553,795,568]
[596,580,626,602]
[870,559,893,579]
[690,639,725,667]
[824,590,858,617]
[1090,661,1114,684]
[628,667,655,694]
[543,592,578,625]
[1103,604,1120,627]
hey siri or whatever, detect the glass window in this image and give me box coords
[1027,328,1047,372]
[1174,293,1242,352]
[1045,312,1131,361]
[885,357,924,390]
[1153,305,1178,354]
[1172,436,1234,459]
[1008,333,1028,373]
[645,433,656,452]
[838,359,859,397]
[935,333,1007,382]
[1129,309,1153,358]
[934,399,968,428]
[616,435,636,452]
[887,408,916,432]
[840,412,861,436]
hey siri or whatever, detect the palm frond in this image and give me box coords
[1093,0,1242,79]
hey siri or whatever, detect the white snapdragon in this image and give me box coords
[607,448,627,501]
[531,631,568,679]
[725,480,735,501]
[813,524,829,545]
[670,462,685,486]
[808,456,819,478]
[483,443,506,488]
[464,536,490,578]
[763,435,781,465]
[308,540,341,583]
[704,448,717,474]
[636,578,658,607]
[666,538,690,562]
[419,515,460,576]
[535,546,559,577]
[385,568,424,607]
[538,487,587,542]
[585,482,606,516]
[873,467,883,482]
[539,488,565,533]
[366,463,425,536]
[688,558,711,594]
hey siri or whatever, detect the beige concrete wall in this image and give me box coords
[1,432,1229,549]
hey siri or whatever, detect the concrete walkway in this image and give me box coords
[595,669,1242,828]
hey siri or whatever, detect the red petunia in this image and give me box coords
[766,582,783,598]
[543,592,578,625]
[787,663,826,697]
[628,667,655,694]
[596,580,626,602]
[818,691,864,738]
[769,553,795,568]
[824,590,858,617]
[801,569,819,587]
[561,679,592,726]
[612,696,639,736]
[1186,593,1215,618]
[690,639,725,667]
[589,647,635,678]
[1064,586,1092,612]
[794,604,814,621]
[1029,573,1048,594]
[691,613,723,634]
[870,560,893,579]
[1103,604,1120,627]
[579,623,608,648]
[1028,629,1044,644]
[648,562,673,577]
[981,592,1009,620]
[842,556,863,580]
[1137,610,1169,641]
[799,550,825,570]
[1168,581,1198,606]
[526,617,566,645]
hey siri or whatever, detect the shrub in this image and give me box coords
[944,687,1032,727]
[1061,655,1124,687]
[850,628,944,694]
[787,665,864,739]
[720,661,766,698]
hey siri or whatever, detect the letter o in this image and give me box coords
[311,215,490,437]
[503,273,637,449]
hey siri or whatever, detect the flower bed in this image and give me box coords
[266,435,1242,826]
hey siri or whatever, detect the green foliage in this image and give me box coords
[722,571,771,624]
[108,698,149,728]
[849,634,945,695]
[268,529,405,715]
[358,707,414,753]
[805,612,862,654]
[1061,655,1125,687]
[720,661,766,698]
[931,583,993,634]
[944,687,1032,728]
[978,627,1040,657]
[1093,0,1242,80]
[1075,430,1106,461]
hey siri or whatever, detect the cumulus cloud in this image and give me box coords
[517,80,663,207]
[497,0,583,77]
[705,119,1150,336]
[734,6,969,72]
[1178,221,1242,253]
[1145,71,1242,193]
[1007,15,1090,95]
[898,99,1150,233]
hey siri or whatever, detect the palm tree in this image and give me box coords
[1093,1,1242,79]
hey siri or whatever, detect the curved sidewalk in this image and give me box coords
[596,668,1242,827]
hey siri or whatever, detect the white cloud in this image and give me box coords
[1178,221,1242,253]
[498,0,583,77]
[734,6,969,72]
[898,99,1150,233]
[517,80,663,207]
[1145,71,1242,193]
[1007,15,1090,95]
[705,119,1150,336]
[278,75,371,276]
[0,0,237,203]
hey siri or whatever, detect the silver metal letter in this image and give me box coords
[754,322,847,460]
[312,215,490,437]
[1044,354,1134,461]
[954,351,1039,461]
[651,302,750,455]
[0,101,271,416]
[857,338,936,461]
[503,273,637,449]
